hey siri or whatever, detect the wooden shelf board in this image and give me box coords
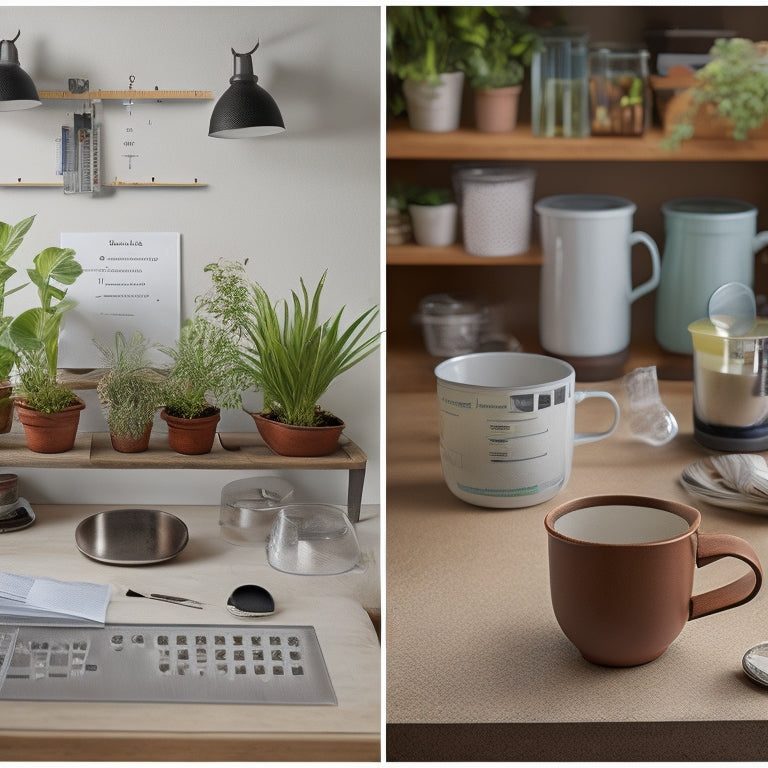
[388,242,542,266]
[387,119,768,162]
[0,431,367,471]
[39,90,212,100]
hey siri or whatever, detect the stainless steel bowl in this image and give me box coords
[75,508,189,565]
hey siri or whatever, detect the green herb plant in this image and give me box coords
[664,38,768,149]
[198,261,380,428]
[408,186,454,206]
[8,245,82,413]
[95,331,166,440]
[160,316,248,420]
[451,6,541,90]
[386,6,461,115]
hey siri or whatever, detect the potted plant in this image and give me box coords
[386,6,465,132]
[159,316,248,455]
[662,38,768,149]
[8,245,84,453]
[94,331,166,453]
[451,6,541,133]
[406,186,458,247]
[0,215,33,433]
[197,261,380,457]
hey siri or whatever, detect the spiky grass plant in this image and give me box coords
[198,261,380,428]
[160,316,249,420]
[94,331,165,439]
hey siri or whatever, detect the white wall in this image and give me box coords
[0,6,382,507]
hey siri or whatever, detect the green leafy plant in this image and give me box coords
[95,331,166,439]
[450,6,541,89]
[198,261,381,428]
[8,245,82,412]
[160,316,248,420]
[664,38,768,149]
[386,6,461,115]
[0,215,34,381]
[408,186,454,206]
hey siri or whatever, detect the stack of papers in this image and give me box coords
[680,454,768,515]
[0,572,111,625]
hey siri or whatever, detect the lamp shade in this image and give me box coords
[209,42,285,138]
[0,31,40,111]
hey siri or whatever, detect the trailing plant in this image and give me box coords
[8,245,82,411]
[198,261,381,428]
[450,6,541,90]
[664,38,768,149]
[95,331,166,439]
[160,316,248,420]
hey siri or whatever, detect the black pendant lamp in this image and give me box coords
[0,31,40,111]
[209,41,285,138]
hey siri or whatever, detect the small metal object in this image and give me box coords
[226,584,275,618]
[75,508,189,565]
[126,589,203,609]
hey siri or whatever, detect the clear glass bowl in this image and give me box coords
[219,476,294,545]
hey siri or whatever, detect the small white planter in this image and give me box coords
[409,203,458,247]
[403,71,465,132]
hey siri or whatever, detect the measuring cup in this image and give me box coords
[435,352,620,508]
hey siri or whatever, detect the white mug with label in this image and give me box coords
[435,352,620,508]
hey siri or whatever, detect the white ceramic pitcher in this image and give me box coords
[537,194,660,363]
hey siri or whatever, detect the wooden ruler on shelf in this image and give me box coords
[39,90,213,101]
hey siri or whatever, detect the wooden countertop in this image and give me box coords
[0,504,380,761]
[386,380,768,761]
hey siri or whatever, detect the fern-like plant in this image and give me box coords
[198,261,380,428]
[95,331,165,439]
[160,316,249,420]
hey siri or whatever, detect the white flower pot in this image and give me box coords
[403,72,465,133]
[409,203,458,247]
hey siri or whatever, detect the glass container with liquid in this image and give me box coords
[689,317,768,451]
[531,29,590,138]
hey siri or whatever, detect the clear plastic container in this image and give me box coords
[267,504,360,575]
[531,29,590,138]
[414,293,487,357]
[589,44,650,136]
[219,476,294,545]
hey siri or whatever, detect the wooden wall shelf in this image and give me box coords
[39,90,212,101]
[0,432,368,522]
[387,119,768,163]
[387,242,543,266]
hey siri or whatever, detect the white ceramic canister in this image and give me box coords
[458,166,537,257]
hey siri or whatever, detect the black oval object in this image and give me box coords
[227,584,275,617]
[75,508,189,565]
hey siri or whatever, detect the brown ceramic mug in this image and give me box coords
[545,495,763,667]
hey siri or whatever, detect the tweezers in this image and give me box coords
[126,589,204,609]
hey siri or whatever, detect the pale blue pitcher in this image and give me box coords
[655,199,768,354]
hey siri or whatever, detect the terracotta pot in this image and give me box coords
[663,88,768,139]
[15,397,85,454]
[0,383,14,435]
[252,412,344,457]
[474,85,522,133]
[109,423,153,453]
[161,408,220,455]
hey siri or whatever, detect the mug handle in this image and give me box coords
[689,533,763,620]
[573,391,620,446]
[628,231,661,304]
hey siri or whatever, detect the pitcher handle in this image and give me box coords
[689,533,763,620]
[753,230,768,255]
[628,231,661,304]
[574,391,621,446]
